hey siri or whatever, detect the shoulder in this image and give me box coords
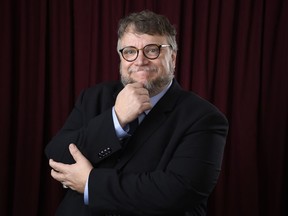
[73,81,123,109]
[184,91,219,111]
[168,80,227,121]
[78,81,123,99]
[84,81,123,95]
[169,80,223,113]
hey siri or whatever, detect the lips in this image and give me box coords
[129,67,157,73]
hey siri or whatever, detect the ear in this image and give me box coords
[171,51,177,69]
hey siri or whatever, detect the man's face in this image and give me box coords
[118,29,177,96]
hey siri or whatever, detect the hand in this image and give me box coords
[49,144,93,193]
[114,82,152,127]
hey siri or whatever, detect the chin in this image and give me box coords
[136,78,151,85]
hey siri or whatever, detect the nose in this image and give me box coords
[134,50,149,65]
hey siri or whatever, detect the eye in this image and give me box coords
[144,45,159,56]
[146,47,158,53]
[123,48,137,55]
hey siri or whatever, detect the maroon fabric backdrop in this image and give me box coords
[0,0,287,215]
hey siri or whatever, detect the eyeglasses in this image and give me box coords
[119,44,171,62]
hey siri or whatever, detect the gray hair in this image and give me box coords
[117,10,178,51]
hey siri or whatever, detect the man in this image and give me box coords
[45,10,229,216]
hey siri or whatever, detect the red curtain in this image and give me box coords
[0,0,287,215]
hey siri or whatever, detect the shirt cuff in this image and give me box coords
[112,106,129,139]
[84,176,89,205]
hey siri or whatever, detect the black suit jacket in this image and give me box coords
[45,79,229,216]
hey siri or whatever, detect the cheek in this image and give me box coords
[160,59,171,71]
[166,54,176,69]
[120,61,129,73]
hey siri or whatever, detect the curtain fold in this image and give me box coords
[0,0,287,215]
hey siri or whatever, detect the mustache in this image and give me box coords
[128,66,158,73]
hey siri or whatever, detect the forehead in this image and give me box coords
[119,29,168,47]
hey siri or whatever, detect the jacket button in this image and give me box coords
[98,148,112,158]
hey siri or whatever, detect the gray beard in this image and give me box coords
[121,73,174,96]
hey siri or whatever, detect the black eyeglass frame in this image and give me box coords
[119,44,171,62]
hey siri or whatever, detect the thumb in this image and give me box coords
[69,143,84,162]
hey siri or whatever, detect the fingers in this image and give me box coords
[125,83,150,97]
[49,158,66,173]
[50,161,66,183]
[127,82,146,89]
[50,167,71,189]
[48,145,93,193]
[69,143,84,162]
[49,144,85,173]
